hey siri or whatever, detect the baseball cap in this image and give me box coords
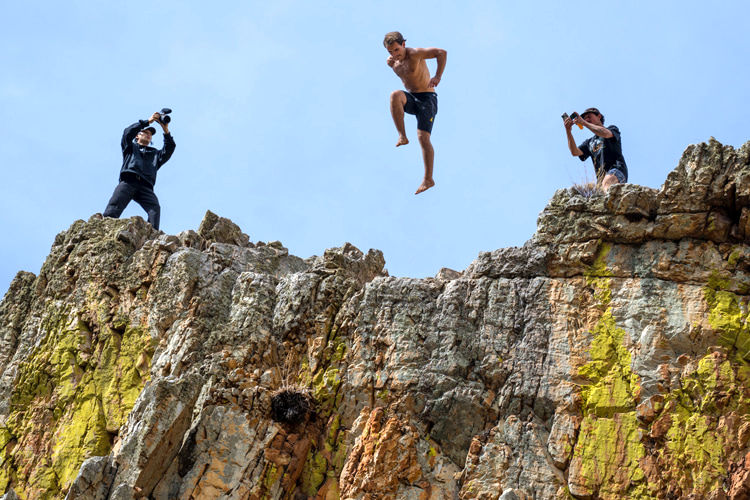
[582,107,601,117]
[140,126,156,135]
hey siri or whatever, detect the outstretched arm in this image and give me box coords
[413,47,447,87]
[573,116,613,138]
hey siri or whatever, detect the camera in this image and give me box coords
[562,111,583,129]
[157,108,172,124]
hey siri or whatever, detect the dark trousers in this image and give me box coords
[103,178,161,230]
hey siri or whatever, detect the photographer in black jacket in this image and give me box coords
[103,111,175,230]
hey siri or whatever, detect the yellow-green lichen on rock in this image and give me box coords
[652,352,750,496]
[309,334,347,418]
[570,247,649,498]
[704,284,750,363]
[299,408,348,497]
[0,427,12,492]
[0,305,154,499]
[261,462,279,496]
[324,414,348,474]
[584,242,614,308]
[573,413,648,498]
[312,367,342,412]
[578,310,641,418]
[297,332,346,418]
[571,309,647,498]
[300,448,327,497]
[636,279,750,497]
[648,272,750,495]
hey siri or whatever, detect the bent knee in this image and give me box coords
[390,90,405,103]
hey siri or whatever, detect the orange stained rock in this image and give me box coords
[340,408,424,498]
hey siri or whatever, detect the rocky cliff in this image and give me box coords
[1,138,750,500]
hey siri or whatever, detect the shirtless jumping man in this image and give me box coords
[384,31,447,194]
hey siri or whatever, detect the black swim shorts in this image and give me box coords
[403,91,438,133]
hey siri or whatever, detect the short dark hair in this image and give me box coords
[383,31,405,47]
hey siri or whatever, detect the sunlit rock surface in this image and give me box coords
[1,138,749,499]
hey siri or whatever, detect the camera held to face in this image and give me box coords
[157,108,172,124]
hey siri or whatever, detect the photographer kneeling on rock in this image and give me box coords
[103,110,175,230]
[563,107,627,192]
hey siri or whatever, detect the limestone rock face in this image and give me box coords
[1,138,750,499]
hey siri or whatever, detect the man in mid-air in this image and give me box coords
[564,107,627,191]
[384,31,447,194]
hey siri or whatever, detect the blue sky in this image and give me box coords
[1,1,749,295]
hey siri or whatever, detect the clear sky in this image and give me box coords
[1,1,749,295]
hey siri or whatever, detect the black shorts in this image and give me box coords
[403,91,438,133]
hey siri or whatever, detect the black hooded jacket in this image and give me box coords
[119,120,176,187]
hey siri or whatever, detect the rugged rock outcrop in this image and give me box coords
[1,138,749,499]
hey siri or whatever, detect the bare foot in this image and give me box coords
[415,178,435,194]
[396,136,409,147]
